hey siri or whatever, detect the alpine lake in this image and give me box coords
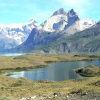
[1,53,100,98]
[1,53,100,82]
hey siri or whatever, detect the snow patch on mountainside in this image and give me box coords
[80,18,96,27]
[42,15,68,32]
[64,18,96,35]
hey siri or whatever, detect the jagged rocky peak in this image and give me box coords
[30,19,35,22]
[29,19,38,23]
[68,9,79,18]
[42,8,81,32]
[52,8,67,16]
[68,9,75,14]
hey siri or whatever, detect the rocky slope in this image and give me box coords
[33,26,100,53]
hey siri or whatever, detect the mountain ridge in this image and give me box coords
[0,8,99,53]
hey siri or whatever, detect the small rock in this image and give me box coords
[66,95,69,99]
[21,98,27,100]
[30,96,36,99]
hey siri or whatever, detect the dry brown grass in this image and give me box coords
[0,75,100,98]
[0,54,100,70]
[0,54,100,98]
[75,64,100,77]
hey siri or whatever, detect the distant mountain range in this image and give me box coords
[0,19,40,50]
[1,8,100,53]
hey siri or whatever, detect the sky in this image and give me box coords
[0,0,100,25]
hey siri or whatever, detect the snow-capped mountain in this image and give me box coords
[41,8,79,32]
[11,8,96,53]
[0,19,40,50]
[0,8,97,53]
[0,19,39,45]
[41,8,96,35]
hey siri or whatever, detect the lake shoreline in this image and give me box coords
[0,54,100,98]
[0,54,100,75]
[0,54,100,70]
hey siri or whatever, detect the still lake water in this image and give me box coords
[9,60,100,81]
[0,53,25,57]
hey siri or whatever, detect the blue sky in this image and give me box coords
[0,0,100,24]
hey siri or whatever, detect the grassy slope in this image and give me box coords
[75,64,100,77]
[0,73,100,99]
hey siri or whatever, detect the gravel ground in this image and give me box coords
[13,92,100,100]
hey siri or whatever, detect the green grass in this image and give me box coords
[0,97,11,100]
